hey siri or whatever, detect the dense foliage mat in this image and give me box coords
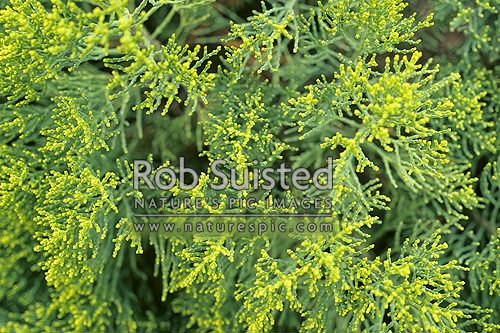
[0,0,498,332]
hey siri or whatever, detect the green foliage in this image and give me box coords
[0,0,498,332]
